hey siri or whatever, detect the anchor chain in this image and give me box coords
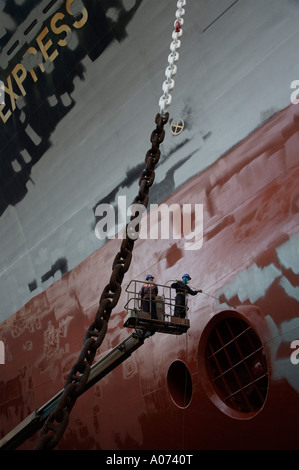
[35,0,187,451]
[34,112,169,450]
[159,0,186,115]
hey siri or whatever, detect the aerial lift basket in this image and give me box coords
[123,280,190,335]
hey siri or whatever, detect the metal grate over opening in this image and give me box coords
[206,317,268,414]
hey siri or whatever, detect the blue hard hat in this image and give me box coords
[146,274,154,280]
[182,273,191,280]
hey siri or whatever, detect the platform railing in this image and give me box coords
[124,279,189,322]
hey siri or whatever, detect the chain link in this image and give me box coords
[159,0,186,115]
[34,112,169,450]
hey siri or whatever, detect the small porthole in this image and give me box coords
[167,360,192,408]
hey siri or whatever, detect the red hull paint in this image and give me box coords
[1,104,299,450]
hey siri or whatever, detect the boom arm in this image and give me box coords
[0,329,152,450]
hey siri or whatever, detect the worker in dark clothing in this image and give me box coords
[139,274,158,319]
[171,274,201,318]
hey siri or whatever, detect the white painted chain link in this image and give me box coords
[159,0,186,115]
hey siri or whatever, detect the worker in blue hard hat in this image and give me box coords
[171,274,201,318]
[139,274,158,319]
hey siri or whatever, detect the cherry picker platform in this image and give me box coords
[123,280,190,335]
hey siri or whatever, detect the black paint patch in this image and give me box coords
[28,257,68,292]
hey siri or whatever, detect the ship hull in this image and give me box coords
[1,0,299,450]
[1,102,299,449]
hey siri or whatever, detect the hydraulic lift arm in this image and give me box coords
[0,328,152,450]
[1,281,190,450]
